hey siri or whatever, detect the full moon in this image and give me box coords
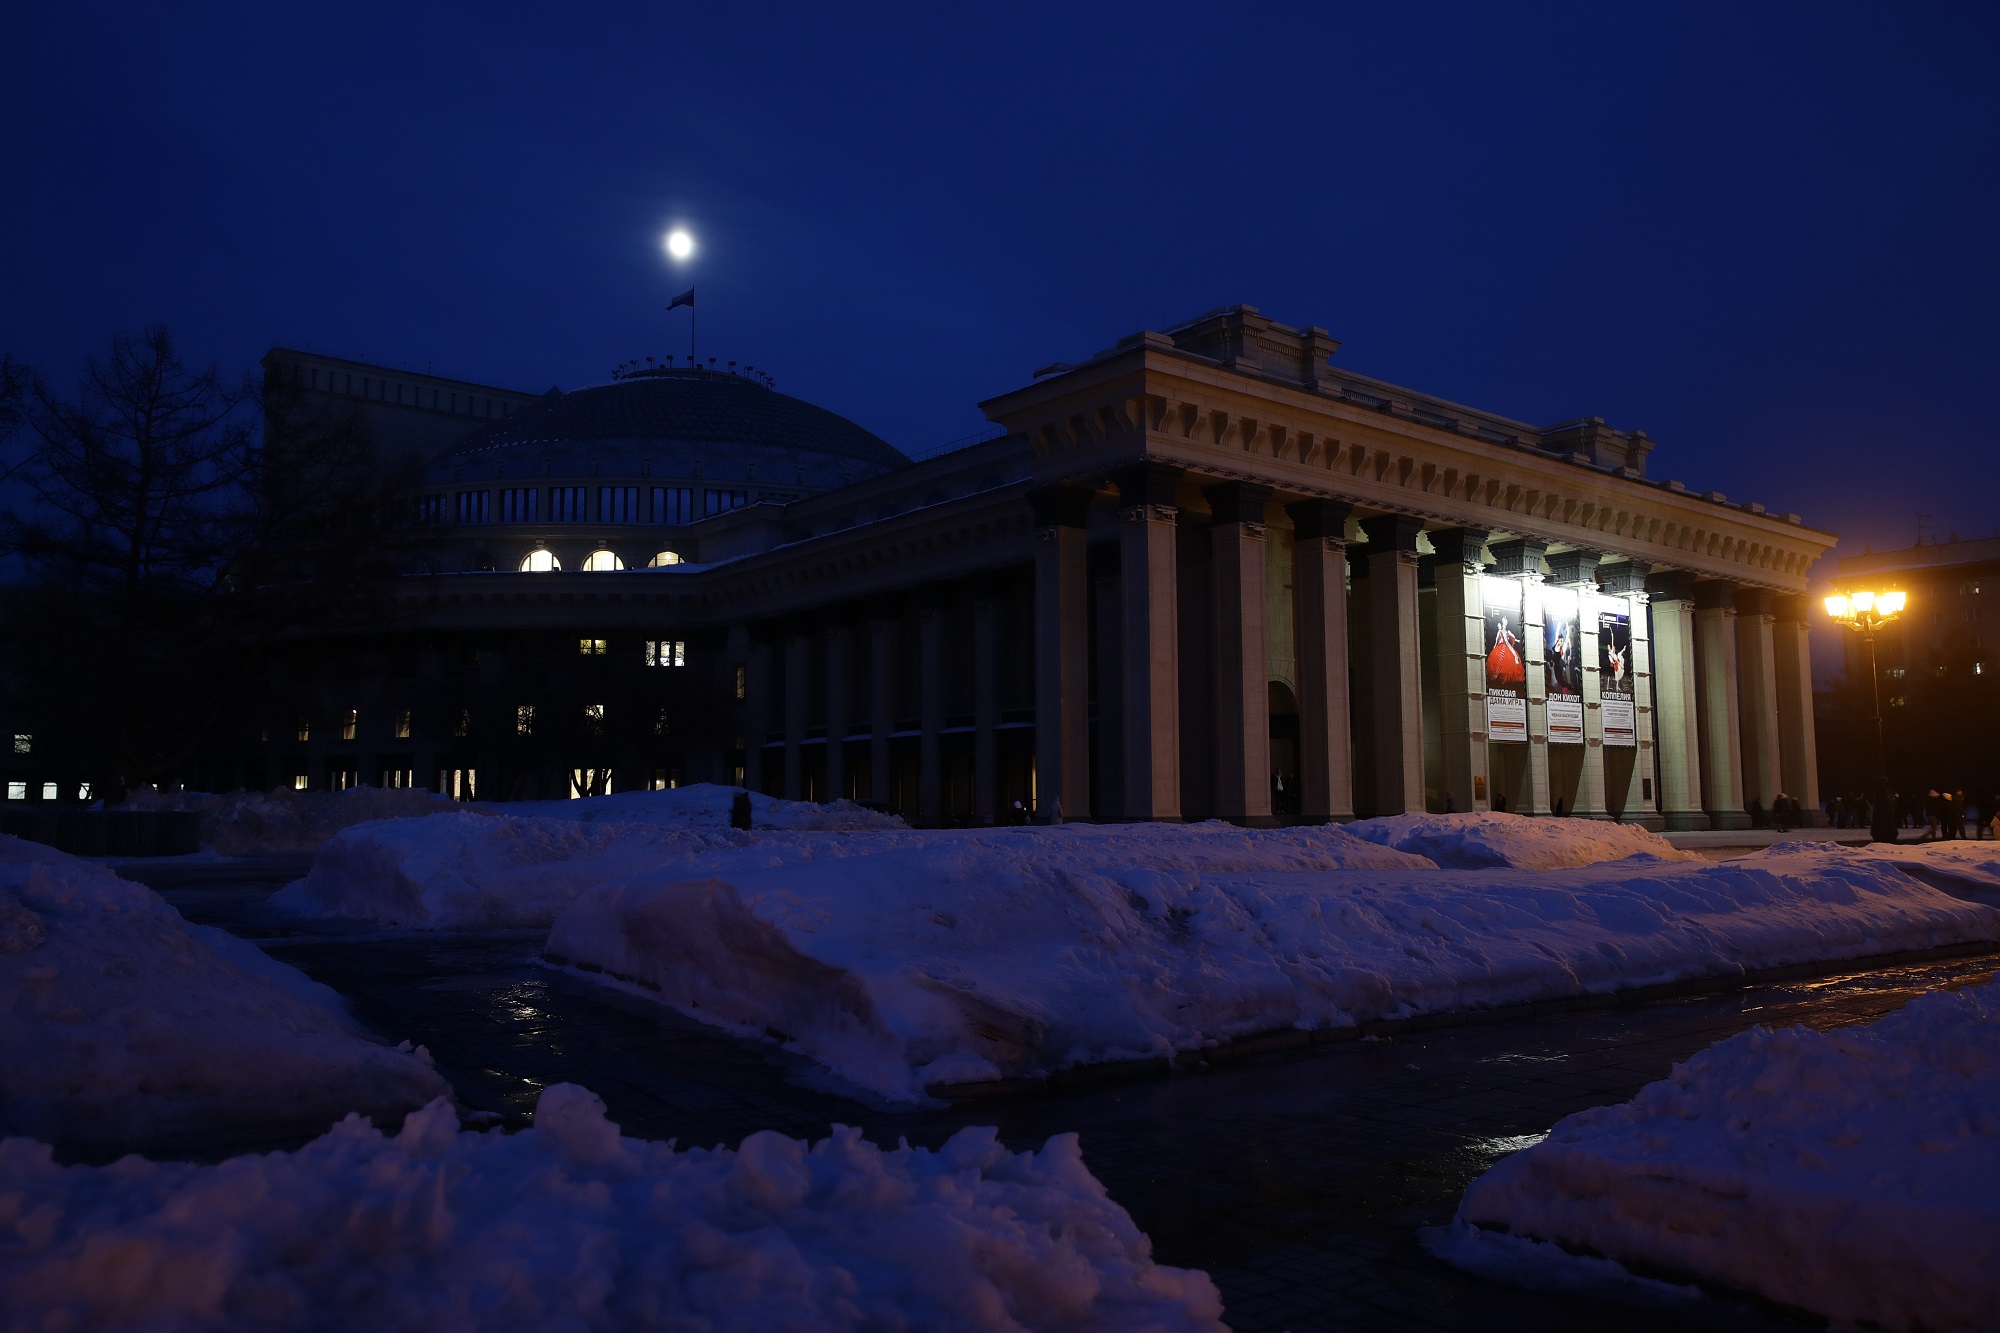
[665,229,694,260]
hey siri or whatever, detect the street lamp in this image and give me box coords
[1824,588,1908,842]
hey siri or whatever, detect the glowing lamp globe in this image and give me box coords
[665,230,694,260]
[1824,593,1851,619]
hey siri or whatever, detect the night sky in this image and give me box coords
[6,2,1996,562]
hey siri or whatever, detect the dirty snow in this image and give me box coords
[1344,811,1698,869]
[0,1083,1225,1332]
[541,834,1997,1099]
[1451,978,2000,1332]
[0,836,449,1156]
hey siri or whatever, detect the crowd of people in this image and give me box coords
[1824,787,1998,839]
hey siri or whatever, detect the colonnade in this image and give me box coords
[734,473,1821,828]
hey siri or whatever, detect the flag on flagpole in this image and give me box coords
[668,287,695,310]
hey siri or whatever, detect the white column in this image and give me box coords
[1359,514,1425,816]
[1549,551,1607,817]
[918,593,945,823]
[783,627,810,801]
[1735,586,1782,816]
[825,613,851,802]
[1693,579,1750,830]
[868,607,897,806]
[1287,499,1355,822]
[1116,463,1183,821]
[1599,562,1660,826]
[1208,482,1273,825]
[745,634,774,794]
[972,583,1002,825]
[1491,539,1551,815]
[1031,486,1092,820]
[1429,528,1490,814]
[1773,594,1823,822]
[1646,572,1709,830]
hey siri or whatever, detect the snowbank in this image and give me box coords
[0,837,449,1155]
[120,785,479,855]
[272,812,756,929]
[498,782,906,831]
[1345,811,1697,869]
[0,1083,1226,1332]
[545,835,1998,1099]
[1766,838,2000,900]
[1451,979,2000,1331]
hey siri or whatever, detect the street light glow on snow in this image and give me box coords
[665,229,694,260]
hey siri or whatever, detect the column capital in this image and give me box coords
[1286,497,1353,544]
[1111,461,1185,511]
[1359,513,1424,554]
[1546,549,1601,588]
[1427,526,1488,569]
[1734,585,1775,618]
[1028,484,1093,530]
[1645,569,1699,603]
[1597,560,1652,596]
[1488,537,1547,579]
[1693,578,1740,612]
[1204,480,1274,527]
[1773,592,1814,623]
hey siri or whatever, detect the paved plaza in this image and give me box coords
[125,854,1994,1332]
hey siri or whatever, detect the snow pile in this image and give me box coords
[1345,811,1697,869]
[498,782,906,831]
[544,835,1998,1099]
[119,785,479,855]
[1450,979,2000,1331]
[0,836,449,1155]
[272,812,758,929]
[0,1083,1226,1332]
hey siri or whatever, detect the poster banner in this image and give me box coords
[1481,575,1527,742]
[1543,586,1583,744]
[1598,604,1636,747]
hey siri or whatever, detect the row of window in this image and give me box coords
[290,768,677,799]
[519,549,683,571]
[512,704,674,737]
[578,637,687,665]
[301,366,515,420]
[418,486,750,526]
[7,781,89,801]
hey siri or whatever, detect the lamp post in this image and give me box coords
[1824,588,1907,842]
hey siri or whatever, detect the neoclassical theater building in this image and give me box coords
[246,306,1833,829]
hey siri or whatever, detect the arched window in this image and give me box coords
[582,550,624,571]
[520,549,561,572]
[647,550,684,567]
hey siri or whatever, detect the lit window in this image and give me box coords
[6,782,24,801]
[455,709,471,738]
[580,638,607,656]
[1887,667,1906,679]
[520,549,561,572]
[10,734,27,755]
[446,768,477,800]
[77,783,91,801]
[583,703,605,736]
[581,550,624,571]
[569,768,612,799]
[293,775,309,791]
[644,639,686,667]
[1889,695,1907,708]
[653,708,670,735]
[394,709,412,739]
[734,665,746,699]
[41,782,57,801]
[516,705,536,736]
[341,709,358,741]
[1977,662,1986,676]
[648,550,684,567]
[297,717,311,742]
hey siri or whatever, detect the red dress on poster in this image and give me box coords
[1486,618,1526,689]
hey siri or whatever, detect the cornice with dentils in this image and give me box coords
[981,346,1838,592]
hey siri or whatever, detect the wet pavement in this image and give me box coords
[124,855,1995,1333]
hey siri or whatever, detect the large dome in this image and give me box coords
[425,367,908,490]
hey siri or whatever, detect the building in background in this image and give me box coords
[9,307,1839,827]
[1817,535,1999,802]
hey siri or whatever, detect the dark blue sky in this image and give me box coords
[6,2,1996,561]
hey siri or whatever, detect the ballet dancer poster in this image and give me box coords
[1598,608,1635,747]
[1543,586,1583,744]
[1482,576,1527,741]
